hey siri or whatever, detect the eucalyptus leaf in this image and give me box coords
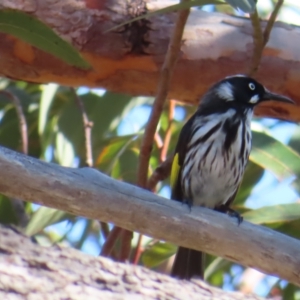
[26,206,71,236]
[39,83,59,136]
[142,241,177,268]
[250,130,300,181]
[106,0,225,32]
[0,10,91,69]
[243,203,300,224]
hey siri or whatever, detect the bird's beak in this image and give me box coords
[262,90,294,104]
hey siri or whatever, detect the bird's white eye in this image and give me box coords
[249,83,255,90]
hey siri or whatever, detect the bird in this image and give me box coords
[170,75,293,280]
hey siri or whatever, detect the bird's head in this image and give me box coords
[202,75,293,109]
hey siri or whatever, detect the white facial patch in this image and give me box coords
[249,94,259,103]
[216,82,234,101]
[225,74,245,79]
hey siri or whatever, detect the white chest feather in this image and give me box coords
[181,109,252,208]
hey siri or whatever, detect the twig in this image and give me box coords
[122,1,190,262]
[132,234,144,264]
[72,88,111,254]
[154,132,163,150]
[100,226,122,257]
[72,89,94,167]
[136,2,190,189]
[119,229,133,262]
[100,221,110,240]
[0,90,28,155]
[248,1,284,76]
[147,156,173,191]
[248,9,264,76]
[160,100,175,162]
[263,0,284,46]
[132,102,175,264]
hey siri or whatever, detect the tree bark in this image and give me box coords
[0,146,299,287]
[0,225,263,299]
[0,0,299,121]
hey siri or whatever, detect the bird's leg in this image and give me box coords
[215,205,243,225]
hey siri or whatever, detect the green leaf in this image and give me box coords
[250,130,300,180]
[205,257,232,281]
[25,206,72,236]
[0,10,91,69]
[243,203,300,224]
[234,161,264,205]
[225,0,256,13]
[97,134,138,173]
[55,131,75,167]
[39,83,59,136]
[142,241,177,268]
[106,0,225,32]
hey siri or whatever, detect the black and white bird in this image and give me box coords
[170,75,293,280]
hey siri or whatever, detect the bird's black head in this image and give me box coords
[201,75,293,109]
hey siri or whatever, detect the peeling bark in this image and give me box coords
[0,0,299,121]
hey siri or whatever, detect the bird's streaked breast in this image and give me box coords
[182,109,252,208]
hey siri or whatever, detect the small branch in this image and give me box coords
[72,89,94,167]
[72,88,112,254]
[100,221,110,240]
[0,146,300,286]
[132,102,175,264]
[160,100,175,162]
[248,1,284,76]
[248,9,264,76]
[0,90,28,155]
[123,1,190,262]
[136,2,190,189]
[132,234,144,265]
[100,226,122,257]
[263,0,284,46]
[147,156,173,191]
[119,229,133,262]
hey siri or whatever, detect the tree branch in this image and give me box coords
[0,225,263,300]
[0,0,299,121]
[0,146,299,286]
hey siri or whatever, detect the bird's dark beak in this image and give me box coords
[262,90,294,104]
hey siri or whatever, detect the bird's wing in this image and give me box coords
[170,113,197,202]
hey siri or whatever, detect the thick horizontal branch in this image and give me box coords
[0,0,300,121]
[0,225,262,299]
[0,146,299,286]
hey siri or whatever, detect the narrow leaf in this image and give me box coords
[250,131,300,180]
[25,207,71,236]
[39,83,58,135]
[106,0,225,32]
[243,203,300,224]
[0,10,91,69]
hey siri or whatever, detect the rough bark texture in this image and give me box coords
[0,225,263,300]
[0,0,299,121]
[0,146,299,287]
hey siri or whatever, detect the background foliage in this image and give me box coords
[1,1,300,298]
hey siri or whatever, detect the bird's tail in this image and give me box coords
[171,246,204,280]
